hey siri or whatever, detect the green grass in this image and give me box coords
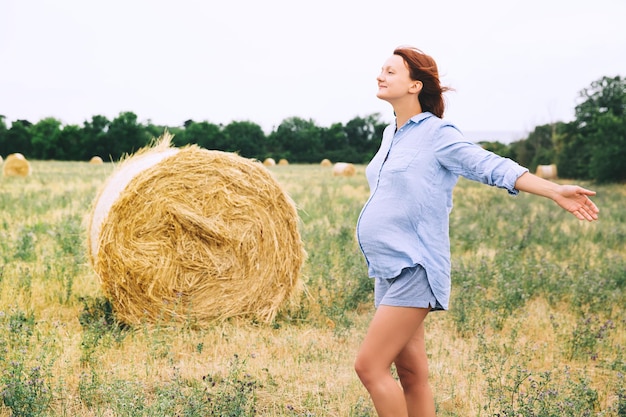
[0,161,624,416]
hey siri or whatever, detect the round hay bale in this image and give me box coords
[263,157,276,167]
[278,158,289,166]
[320,158,332,167]
[535,164,557,180]
[87,133,305,326]
[89,156,104,164]
[0,155,3,164]
[332,162,356,177]
[3,153,31,177]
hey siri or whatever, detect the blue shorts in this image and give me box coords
[374,264,441,310]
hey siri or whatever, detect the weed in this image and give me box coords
[78,296,128,366]
[478,332,601,416]
[0,307,55,417]
[13,227,37,262]
[1,362,52,417]
[203,354,258,416]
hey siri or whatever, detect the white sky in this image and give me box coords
[1,0,624,140]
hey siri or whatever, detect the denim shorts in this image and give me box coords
[374,264,440,309]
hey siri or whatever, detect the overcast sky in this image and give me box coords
[1,0,624,142]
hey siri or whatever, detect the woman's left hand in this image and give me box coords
[553,185,599,221]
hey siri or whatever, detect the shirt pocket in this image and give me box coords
[384,148,420,172]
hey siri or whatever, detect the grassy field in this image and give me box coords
[0,160,624,416]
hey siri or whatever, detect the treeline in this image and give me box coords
[0,112,386,166]
[0,76,623,182]
[479,75,625,183]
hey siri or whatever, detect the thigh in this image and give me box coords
[357,305,429,371]
[394,321,429,382]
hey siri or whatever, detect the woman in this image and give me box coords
[353,46,599,417]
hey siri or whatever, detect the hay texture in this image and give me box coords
[3,153,31,177]
[89,156,104,164]
[535,164,557,180]
[87,133,305,326]
[332,162,356,177]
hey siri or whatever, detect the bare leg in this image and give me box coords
[354,306,430,417]
[395,321,436,417]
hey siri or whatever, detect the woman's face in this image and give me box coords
[376,54,415,102]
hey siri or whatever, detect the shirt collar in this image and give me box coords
[393,112,434,130]
[409,112,433,124]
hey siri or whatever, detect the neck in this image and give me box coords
[392,98,422,128]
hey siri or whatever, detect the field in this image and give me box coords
[0,160,624,416]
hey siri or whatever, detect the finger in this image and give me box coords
[586,199,599,213]
[573,209,586,221]
[580,205,598,221]
[578,187,597,196]
[581,197,599,214]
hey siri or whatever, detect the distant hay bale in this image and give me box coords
[320,158,332,167]
[3,153,31,177]
[87,133,305,326]
[0,155,3,164]
[278,158,289,166]
[89,156,104,164]
[263,158,276,167]
[535,164,557,180]
[332,162,356,177]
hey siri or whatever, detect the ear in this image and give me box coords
[409,81,423,94]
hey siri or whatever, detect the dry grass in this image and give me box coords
[0,162,623,416]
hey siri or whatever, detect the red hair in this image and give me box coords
[393,46,452,118]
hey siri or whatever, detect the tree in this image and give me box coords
[344,114,386,163]
[30,117,63,159]
[558,75,625,181]
[555,122,591,179]
[510,123,559,172]
[144,121,182,146]
[320,122,351,162]
[270,117,323,163]
[105,112,148,160]
[58,124,85,160]
[575,76,624,125]
[180,121,225,150]
[82,115,110,161]
[0,115,9,156]
[477,141,512,159]
[222,121,266,158]
[4,120,33,156]
[587,112,626,182]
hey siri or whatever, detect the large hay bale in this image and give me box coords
[535,164,557,179]
[89,156,104,164]
[3,153,31,177]
[320,158,332,167]
[87,133,305,326]
[332,162,356,177]
[263,157,276,167]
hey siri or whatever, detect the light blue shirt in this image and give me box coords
[356,112,528,309]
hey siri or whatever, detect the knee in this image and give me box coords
[396,363,429,388]
[354,355,376,386]
[354,356,368,381]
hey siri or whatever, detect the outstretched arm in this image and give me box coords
[514,172,599,222]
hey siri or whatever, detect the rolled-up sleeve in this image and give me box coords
[434,125,528,195]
